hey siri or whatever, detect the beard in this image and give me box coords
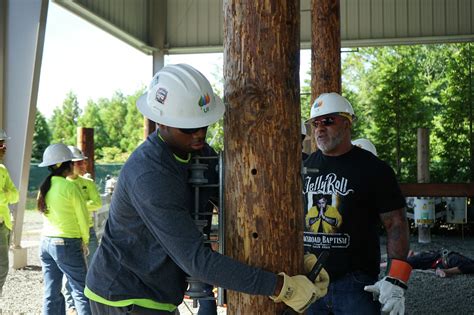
[317,128,345,153]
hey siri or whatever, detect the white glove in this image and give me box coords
[364,276,406,315]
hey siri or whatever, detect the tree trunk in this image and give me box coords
[310,0,341,151]
[223,1,303,314]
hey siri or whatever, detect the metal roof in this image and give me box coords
[54,0,474,55]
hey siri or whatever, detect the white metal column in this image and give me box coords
[2,0,48,268]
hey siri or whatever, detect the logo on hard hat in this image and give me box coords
[156,88,168,104]
[198,94,211,113]
[314,100,324,109]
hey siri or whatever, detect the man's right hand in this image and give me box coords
[304,254,330,296]
[270,272,324,313]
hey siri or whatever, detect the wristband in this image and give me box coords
[385,276,408,290]
[387,259,412,283]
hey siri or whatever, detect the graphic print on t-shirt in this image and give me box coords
[303,173,352,250]
[305,193,342,233]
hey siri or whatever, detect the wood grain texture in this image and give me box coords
[223,1,303,313]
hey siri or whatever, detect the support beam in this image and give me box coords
[77,127,94,178]
[3,0,48,268]
[310,0,341,151]
[400,183,474,197]
[224,1,302,313]
[144,0,167,137]
[416,128,431,243]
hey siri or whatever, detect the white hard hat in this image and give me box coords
[301,121,307,136]
[38,143,74,167]
[307,92,355,123]
[68,145,88,161]
[137,63,225,129]
[352,138,377,156]
[0,129,10,140]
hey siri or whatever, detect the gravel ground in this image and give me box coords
[0,211,473,314]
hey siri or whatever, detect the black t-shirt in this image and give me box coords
[303,146,406,279]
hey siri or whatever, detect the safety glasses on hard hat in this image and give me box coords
[178,126,208,135]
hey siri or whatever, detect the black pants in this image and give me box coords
[90,300,177,315]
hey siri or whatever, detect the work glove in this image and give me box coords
[304,254,330,296]
[364,259,412,315]
[270,272,321,313]
[364,276,406,315]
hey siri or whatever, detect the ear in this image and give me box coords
[344,119,352,130]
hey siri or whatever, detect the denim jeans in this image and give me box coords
[87,227,99,266]
[307,271,381,315]
[90,300,177,315]
[40,237,91,315]
[0,223,10,292]
[197,283,217,315]
[65,228,99,310]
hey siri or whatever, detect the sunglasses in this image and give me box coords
[312,116,337,128]
[178,126,208,135]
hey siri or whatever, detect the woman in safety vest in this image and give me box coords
[37,143,91,315]
[0,129,19,296]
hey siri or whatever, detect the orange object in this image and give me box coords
[388,259,412,283]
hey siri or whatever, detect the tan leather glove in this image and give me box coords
[270,272,320,313]
[304,254,330,296]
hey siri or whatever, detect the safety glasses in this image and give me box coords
[312,116,337,128]
[0,143,6,150]
[178,126,208,135]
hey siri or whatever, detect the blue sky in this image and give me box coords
[37,2,311,119]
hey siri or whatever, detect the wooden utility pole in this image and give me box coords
[417,128,432,243]
[77,127,95,179]
[223,1,303,313]
[310,0,341,150]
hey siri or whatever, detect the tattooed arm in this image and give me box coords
[380,208,410,260]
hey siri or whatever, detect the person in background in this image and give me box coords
[0,129,19,297]
[37,143,91,315]
[63,146,102,315]
[380,249,474,278]
[303,92,411,315]
[67,145,102,263]
[302,121,309,160]
[85,64,329,315]
[351,138,378,156]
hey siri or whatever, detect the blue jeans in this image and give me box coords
[87,228,99,266]
[197,283,217,315]
[307,271,380,315]
[65,228,99,310]
[40,237,91,315]
[0,223,10,291]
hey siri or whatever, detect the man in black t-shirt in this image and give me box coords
[303,93,412,315]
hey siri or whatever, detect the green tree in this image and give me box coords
[50,92,81,145]
[121,90,145,152]
[431,44,474,182]
[78,100,110,160]
[343,46,428,182]
[31,111,51,162]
